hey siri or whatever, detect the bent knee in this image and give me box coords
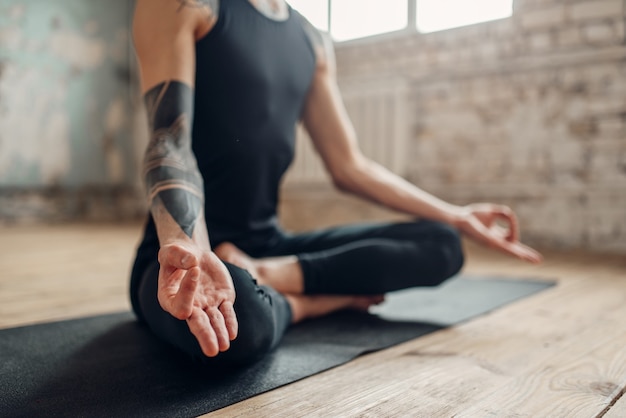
[194,301,276,367]
[424,223,465,286]
[443,231,465,278]
[201,265,282,366]
[138,261,280,368]
[440,224,464,274]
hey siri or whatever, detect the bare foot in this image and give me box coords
[285,294,385,323]
[214,242,261,279]
[214,242,304,293]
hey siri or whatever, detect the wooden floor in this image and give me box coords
[1,223,625,417]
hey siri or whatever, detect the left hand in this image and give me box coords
[453,203,543,264]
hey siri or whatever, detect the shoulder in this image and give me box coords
[134,0,219,43]
[133,0,220,90]
[292,10,335,73]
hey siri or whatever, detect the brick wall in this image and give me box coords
[302,0,625,252]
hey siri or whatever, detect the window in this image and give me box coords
[288,0,513,41]
[287,0,329,31]
[330,0,408,42]
[416,0,513,33]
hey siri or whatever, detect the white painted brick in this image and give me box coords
[583,22,619,44]
[529,32,553,52]
[589,140,626,183]
[478,43,499,60]
[434,50,454,66]
[597,117,625,137]
[521,196,587,245]
[550,140,586,168]
[569,0,623,21]
[583,63,623,85]
[615,19,625,41]
[557,27,583,47]
[454,47,474,62]
[519,5,566,29]
[489,20,515,37]
[584,191,626,251]
[521,0,565,8]
[587,95,626,115]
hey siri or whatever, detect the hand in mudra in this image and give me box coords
[455,203,542,264]
[157,243,238,357]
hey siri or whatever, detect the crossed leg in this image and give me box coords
[214,242,302,293]
[132,219,463,366]
[214,242,384,322]
[214,219,464,321]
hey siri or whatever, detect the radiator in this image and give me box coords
[284,77,410,186]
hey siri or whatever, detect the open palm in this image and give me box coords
[157,243,238,357]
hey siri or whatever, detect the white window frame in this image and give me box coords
[296,0,513,46]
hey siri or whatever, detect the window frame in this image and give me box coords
[294,0,513,46]
[328,0,413,43]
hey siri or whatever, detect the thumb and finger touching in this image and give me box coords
[464,206,542,264]
[470,204,519,242]
[491,206,520,242]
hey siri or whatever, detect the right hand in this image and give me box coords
[453,203,542,264]
[157,242,238,357]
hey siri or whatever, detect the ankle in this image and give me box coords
[255,262,270,285]
[284,295,304,323]
[256,258,304,294]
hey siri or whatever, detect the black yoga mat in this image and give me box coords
[0,276,553,418]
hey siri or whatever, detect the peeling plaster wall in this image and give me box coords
[282,0,626,252]
[0,0,146,221]
[0,0,145,220]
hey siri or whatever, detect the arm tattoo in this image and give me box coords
[176,0,219,16]
[143,81,204,238]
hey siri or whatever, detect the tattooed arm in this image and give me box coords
[134,0,239,357]
[143,81,203,239]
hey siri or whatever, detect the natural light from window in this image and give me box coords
[287,0,329,31]
[287,0,514,41]
[416,0,513,33]
[330,0,408,41]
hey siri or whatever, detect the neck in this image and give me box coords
[248,0,289,21]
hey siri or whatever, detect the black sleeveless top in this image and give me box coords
[192,0,316,249]
[134,0,316,267]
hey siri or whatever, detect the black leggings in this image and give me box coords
[133,220,464,368]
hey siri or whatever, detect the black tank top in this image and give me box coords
[192,0,316,250]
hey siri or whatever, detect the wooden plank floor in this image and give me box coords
[0,223,624,417]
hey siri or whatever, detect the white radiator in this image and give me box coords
[284,77,410,186]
